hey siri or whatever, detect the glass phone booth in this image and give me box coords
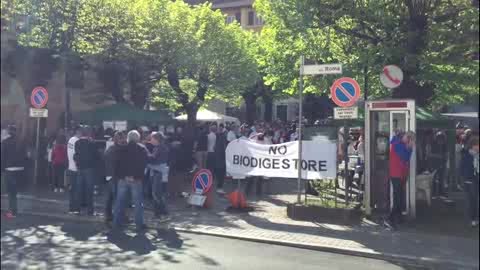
[364,100,417,219]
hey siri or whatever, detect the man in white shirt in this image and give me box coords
[206,124,217,175]
[67,127,81,214]
[227,125,238,143]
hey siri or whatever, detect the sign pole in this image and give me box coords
[297,55,304,204]
[30,86,49,186]
[33,118,40,185]
[343,121,349,205]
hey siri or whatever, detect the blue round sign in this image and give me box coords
[192,169,213,195]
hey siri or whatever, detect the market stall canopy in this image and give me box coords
[175,109,240,124]
[332,106,454,129]
[74,103,174,123]
[441,112,479,130]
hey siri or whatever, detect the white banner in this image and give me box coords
[226,139,337,180]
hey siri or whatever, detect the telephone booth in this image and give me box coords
[364,100,417,219]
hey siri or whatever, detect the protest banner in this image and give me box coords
[226,139,336,180]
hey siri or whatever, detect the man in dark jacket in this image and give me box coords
[1,125,26,218]
[113,130,148,232]
[462,135,479,227]
[104,131,126,224]
[215,124,228,194]
[74,126,97,216]
[148,132,170,218]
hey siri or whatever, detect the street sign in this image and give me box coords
[334,107,358,120]
[302,64,342,75]
[188,194,207,206]
[380,65,403,89]
[29,108,48,118]
[330,77,361,107]
[30,86,49,109]
[192,169,213,195]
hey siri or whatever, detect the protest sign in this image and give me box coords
[226,139,336,180]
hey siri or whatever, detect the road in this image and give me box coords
[1,213,431,270]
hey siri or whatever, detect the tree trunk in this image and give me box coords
[394,5,432,106]
[263,94,273,122]
[129,67,148,108]
[185,103,198,133]
[243,92,257,125]
[101,62,124,103]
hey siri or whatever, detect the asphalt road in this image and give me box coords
[1,213,432,270]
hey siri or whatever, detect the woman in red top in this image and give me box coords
[51,134,68,192]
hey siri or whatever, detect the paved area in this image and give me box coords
[1,213,437,270]
[1,178,478,269]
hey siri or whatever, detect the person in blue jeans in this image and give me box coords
[1,125,26,218]
[73,127,98,216]
[113,130,148,232]
[148,132,170,218]
[104,131,127,223]
[462,135,479,227]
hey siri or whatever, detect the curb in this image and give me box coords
[2,207,478,270]
[173,228,477,270]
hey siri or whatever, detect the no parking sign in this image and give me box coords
[30,86,49,109]
[330,77,361,107]
[192,169,213,195]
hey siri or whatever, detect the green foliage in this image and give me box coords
[138,1,258,115]
[255,0,479,109]
[7,0,259,113]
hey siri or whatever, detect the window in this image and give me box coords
[226,15,236,24]
[254,14,264,26]
[248,11,254,26]
[248,11,264,26]
[235,12,241,24]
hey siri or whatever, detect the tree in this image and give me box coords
[144,1,258,129]
[6,0,157,107]
[255,0,479,109]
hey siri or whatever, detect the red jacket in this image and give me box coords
[389,136,412,181]
[52,144,68,166]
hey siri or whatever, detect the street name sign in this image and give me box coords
[302,64,342,75]
[334,107,358,120]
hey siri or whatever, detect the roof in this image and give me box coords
[212,0,253,8]
[441,112,478,118]
[175,109,240,124]
[184,0,253,8]
[73,103,174,123]
[332,106,454,129]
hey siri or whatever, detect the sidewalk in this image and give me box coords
[1,184,478,269]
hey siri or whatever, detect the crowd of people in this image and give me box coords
[1,119,478,230]
[0,120,303,229]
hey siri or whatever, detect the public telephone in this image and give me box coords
[364,100,417,219]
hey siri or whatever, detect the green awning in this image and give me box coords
[332,106,454,129]
[73,103,174,124]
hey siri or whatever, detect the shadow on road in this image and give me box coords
[1,213,219,269]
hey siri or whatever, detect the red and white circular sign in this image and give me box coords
[380,65,403,89]
[30,86,49,109]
